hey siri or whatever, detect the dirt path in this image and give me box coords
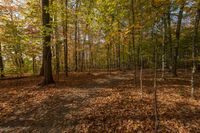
[0,71,200,132]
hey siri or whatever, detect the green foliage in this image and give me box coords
[0,0,199,75]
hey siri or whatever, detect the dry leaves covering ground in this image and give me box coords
[0,70,200,133]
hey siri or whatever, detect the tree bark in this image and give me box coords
[39,59,44,76]
[74,0,79,72]
[153,34,159,133]
[131,0,137,86]
[41,0,54,85]
[117,22,121,70]
[167,3,173,72]
[191,2,200,97]
[89,34,93,72]
[53,0,60,80]
[140,55,143,98]
[173,1,185,76]
[63,0,68,77]
[32,56,36,75]
[0,42,4,78]
[107,43,111,74]
[162,15,167,79]
[81,25,87,72]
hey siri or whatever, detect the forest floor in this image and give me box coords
[0,70,200,133]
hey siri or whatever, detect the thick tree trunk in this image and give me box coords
[191,3,200,97]
[41,0,54,85]
[173,2,185,76]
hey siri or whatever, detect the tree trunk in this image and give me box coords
[191,2,200,97]
[41,0,54,85]
[117,22,121,70]
[74,0,79,72]
[140,53,143,98]
[107,43,111,75]
[89,32,93,72]
[167,4,173,72]
[131,0,137,86]
[162,15,167,79]
[81,25,86,72]
[54,3,60,80]
[128,16,133,70]
[122,43,125,71]
[32,56,36,75]
[0,42,4,78]
[173,1,185,76]
[139,2,144,98]
[39,59,44,76]
[153,34,159,133]
[63,0,68,77]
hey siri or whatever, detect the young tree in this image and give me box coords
[74,0,79,72]
[153,32,159,133]
[64,0,68,77]
[131,0,137,86]
[162,15,167,79]
[191,1,200,97]
[0,42,4,78]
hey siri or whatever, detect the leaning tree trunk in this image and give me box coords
[41,0,54,85]
[191,2,200,97]
[173,1,185,76]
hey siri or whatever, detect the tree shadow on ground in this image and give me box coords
[0,71,200,132]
